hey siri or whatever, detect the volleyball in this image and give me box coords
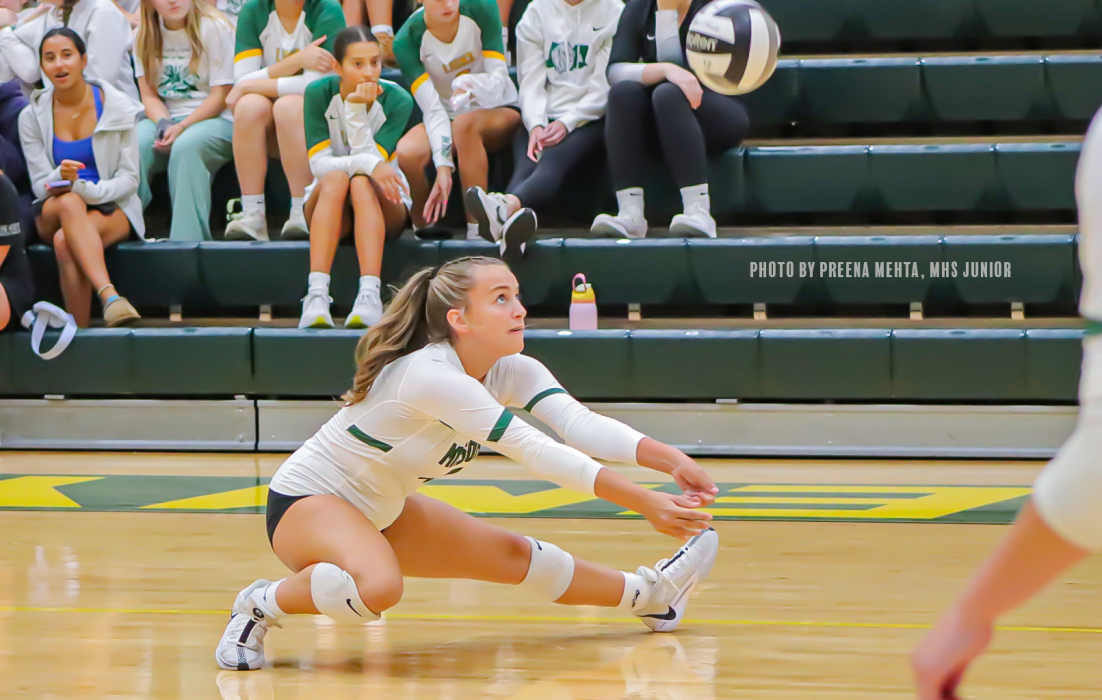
[685,0,781,95]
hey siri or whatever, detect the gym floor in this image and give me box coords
[1,452,1096,699]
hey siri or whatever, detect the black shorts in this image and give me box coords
[0,247,33,333]
[265,489,312,546]
[33,197,119,219]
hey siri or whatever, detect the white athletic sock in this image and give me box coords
[371,23,394,37]
[358,275,381,295]
[467,222,481,240]
[307,271,330,296]
[242,194,265,216]
[616,188,644,218]
[290,196,305,220]
[259,579,287,617]
[680,184,710,214]
[618,571,651,612]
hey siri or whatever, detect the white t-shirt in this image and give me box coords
[136,16,235,121]
[270,342,645,529]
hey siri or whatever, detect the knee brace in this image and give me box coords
[519,536,575,602]
[310,562,380,623]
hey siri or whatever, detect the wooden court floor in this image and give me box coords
[1,452,1100,699]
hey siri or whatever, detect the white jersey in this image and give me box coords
[271,342,646,529]
[515,0,622,133]
[1079,109,1102,326]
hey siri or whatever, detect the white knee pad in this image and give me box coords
[310,562,380,623]
[519,536,575,602]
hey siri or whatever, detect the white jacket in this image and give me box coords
[0,0,140,102]
[515,0,623,133]
[19,80,146,238]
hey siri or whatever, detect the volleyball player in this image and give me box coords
[216,255,720,671]
[912,108,1102,700]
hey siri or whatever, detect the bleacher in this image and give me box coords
[8,0,1097,451]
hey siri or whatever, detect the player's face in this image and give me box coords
[151,0,190,25]
[460,265,527,355]
[40,36,87,90]
[337,40,382,86]
[422,0,460,24]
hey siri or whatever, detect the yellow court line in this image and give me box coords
[1,606,1098,635]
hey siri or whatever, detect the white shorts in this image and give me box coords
[1033,334,1102,551]
[304,166,413,213]
[269,455,408,531]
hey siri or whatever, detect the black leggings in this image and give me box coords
[507,120,606,211]
[604,80,750,191]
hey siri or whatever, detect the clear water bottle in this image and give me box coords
[569,273,598,330]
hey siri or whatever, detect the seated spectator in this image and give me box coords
[0,171,33,334]
[111,0,139,29]
[466,0,621,255]
[0,79,34,240]
[0,0,50,87]
[0,0,142,102]
[339,0,394,65]
[135,0,235,241]
[298,27,412,329]
[393,0,521,245]
[223,0,346,242]
[19,29,144,327]
[591,0,749,239]
[209,0,243,24]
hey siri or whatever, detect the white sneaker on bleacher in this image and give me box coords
[591,209,648,239]
[669,203,717,238]
[298,291,334,329]
[225,212,269,242]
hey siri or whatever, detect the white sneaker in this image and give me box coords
[224,212,270,242]
[215,580,282,671]
[669,204,717,238]
[345,287,383,329]
[280,211,310,240]
[591,210,648,239]
[634,528,718,632]
[499,208,537,263]
[298,290,334,329]
[464,186,512,243]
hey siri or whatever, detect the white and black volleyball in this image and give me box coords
[686,0,781,95]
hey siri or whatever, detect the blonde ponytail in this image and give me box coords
[343,256,507,404]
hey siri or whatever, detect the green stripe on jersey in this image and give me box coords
[487,409,513,443]
[523,387,568,413]
[347,425,393,452]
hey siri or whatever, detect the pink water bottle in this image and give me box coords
[568,273,598,330]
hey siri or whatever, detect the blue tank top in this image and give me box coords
[53,87,103,184]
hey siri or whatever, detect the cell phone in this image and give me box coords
[156,118,174,141]
[46,180,72,195]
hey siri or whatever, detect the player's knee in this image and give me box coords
[349,566,403,612]
[55,192,87,216]
[233,93,273,123]
[271,95,304,126]
[609,80,645,106]
[319,170,351,195]
[517,536,575,602]
[451,113,480,147]
[652,81,686,110]
[396,137,430,169]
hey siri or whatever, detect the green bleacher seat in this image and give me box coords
[630,330,760,399]
[922,55,1048,122]
[740,60,800,125]
[687,236,817,306]
[1025,329,1083,401]
[942,234,1078,305]
[746,146,869,213]
[561,239,691,306]
[198,242,307,309]
[813,236,943,305]
[869,144,998,212]
[760,329,893,399]
[252,328,361,397]
[1046,55,1102,120]
[892,329,1028,400]
[0,333,10,394]
[11,328,133,396]
[440,238,563,307]
[130,328,252,396]
[972,0,1100,39]
[523,330,633,399]
[996,142,1080,212]
[850,0,975,41]
[757,0,857,44]
[800,58,925,123]
[106,242,201,310]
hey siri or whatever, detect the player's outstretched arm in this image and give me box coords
[912,500,1088,700]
